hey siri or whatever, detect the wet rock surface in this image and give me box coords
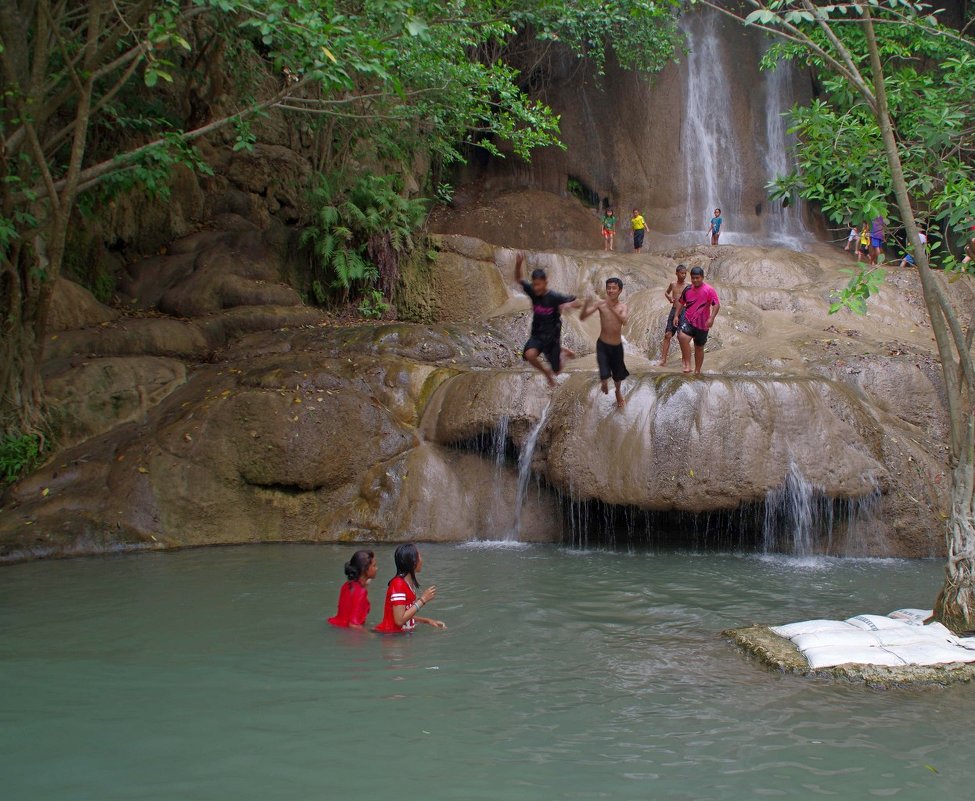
[1,232,972,562]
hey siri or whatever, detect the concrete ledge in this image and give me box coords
[724,625,975,688]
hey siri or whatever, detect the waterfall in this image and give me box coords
[762,462,821,556]
[491,414,510,466]
[762,47,807,247]
[509,401,552,541]
[680,10,743,240]
[679,8,810,245]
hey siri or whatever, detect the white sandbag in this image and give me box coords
[872,627,957,648]
[887,608,932,625]
[803,645,905,670]
[958,637,975,651]
[918,622,961,644]
[771,620,857,639]
[846,614,908,631]
[792,629,881,652]
[885,643,975,666]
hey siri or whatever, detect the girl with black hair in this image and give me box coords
[328,549,377,628]
[375,543,446,632]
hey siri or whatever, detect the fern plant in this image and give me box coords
[300,172,427,309]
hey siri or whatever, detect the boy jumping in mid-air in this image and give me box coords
[515,252,579,387]
[657,263,688,367]
[581,277,630,408]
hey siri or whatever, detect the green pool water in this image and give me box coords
[0,544,968,800]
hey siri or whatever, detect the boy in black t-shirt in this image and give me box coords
[515,252,580,386]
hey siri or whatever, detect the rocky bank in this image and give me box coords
[1,220,969,561]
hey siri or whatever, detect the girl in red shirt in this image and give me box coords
[375,543,447,632]
[328,549,377,628]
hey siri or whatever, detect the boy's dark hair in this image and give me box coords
[530,268,547,281]
[676,263,687,273]
[606,277,623,290]
[690,266,705,277]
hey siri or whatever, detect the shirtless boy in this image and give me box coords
[657,263,688,367]
[515,252,579,387]
[581,277,630,408]
[673,266,720,374]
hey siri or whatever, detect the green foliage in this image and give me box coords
[829,266,886,315]
[92,272,116,305]
[300,172,427,303]
[0,433,42,485]
[358,288,391,319]
[519,0,684,75]
[434,183,454,206]
[756,4,975,264]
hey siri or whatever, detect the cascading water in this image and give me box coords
[762,47,808,247]
[679,8,810,246]
[680,10,743,241]
[509,401,552,541]
[762,462,817,556]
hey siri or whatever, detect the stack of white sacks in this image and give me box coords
[771,609,975,670]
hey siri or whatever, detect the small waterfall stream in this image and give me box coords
[762,462,817,556]
[761,46,807,247]
[509,401,552,541]
[680,10,743,238]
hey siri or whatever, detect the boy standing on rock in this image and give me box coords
[657,263,688,367]
[674,266,720,374]
[515,252,579,387]
[581,277,630,408]
[631,209,646,252]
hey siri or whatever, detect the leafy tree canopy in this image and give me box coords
[746,2,975,267]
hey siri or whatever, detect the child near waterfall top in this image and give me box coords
[708,209,723,245]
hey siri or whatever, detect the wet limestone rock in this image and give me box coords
[119,229,301,317]
[44,357,187,449]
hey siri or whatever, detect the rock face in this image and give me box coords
[431,7,818,251]
[1,230,970,562]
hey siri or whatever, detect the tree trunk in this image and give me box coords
[933,456,975,633]
[0,262,46,436]
[863,13,975,630]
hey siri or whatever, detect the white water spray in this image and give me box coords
[509,401,552,541]
[680,10,743,238]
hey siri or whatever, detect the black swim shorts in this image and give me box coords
[596,338,629,383]
[523,336,563,373]
[633,229,645,250]
[679,320,709,347]
[665,307,684,335]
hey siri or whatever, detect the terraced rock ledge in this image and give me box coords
[725,626,975,688]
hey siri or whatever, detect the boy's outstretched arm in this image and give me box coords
[514,252,525,283]
[579,297,599,321]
